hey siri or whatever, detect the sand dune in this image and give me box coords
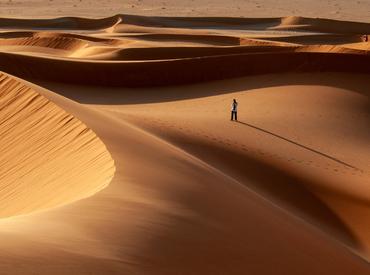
[0,15,368,87]
[116,73,369,251]
[277,16,370,33]
[0,72,115,218]
[0,13,369,275]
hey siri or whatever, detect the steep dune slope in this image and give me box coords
[0,78,366,274]
[94,72,370,255]
[0,13,369,275]
[0,72,115,218]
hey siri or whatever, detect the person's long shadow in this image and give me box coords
[236,120,357,170]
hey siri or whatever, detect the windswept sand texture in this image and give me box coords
[0,13,369,275]
[0,72,115,218]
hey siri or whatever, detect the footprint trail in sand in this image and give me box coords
[0,14,369,275]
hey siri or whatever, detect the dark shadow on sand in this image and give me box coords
[135,128,365,257]
[236,120,358,169]
[31,72,370,105]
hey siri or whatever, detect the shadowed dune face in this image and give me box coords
[0,15,369,86]
[0,72,115,218]
[0,13,369,275]
[33,69,370,258]
[100,73,369,253]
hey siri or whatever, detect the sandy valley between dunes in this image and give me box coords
[0,8,369,275]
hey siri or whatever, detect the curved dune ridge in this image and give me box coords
[0,15,369,86]
[0,14,369,275]
[0,72,115,218]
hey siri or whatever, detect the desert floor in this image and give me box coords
[0,6,369,275]
[0,0,370,22]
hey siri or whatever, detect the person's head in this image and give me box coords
[233,99,236,103]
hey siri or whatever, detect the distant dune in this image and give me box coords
[0,15,369,87]
[0,13,369,275]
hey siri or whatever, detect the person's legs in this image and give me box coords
[231,111,237,121]
[235,111,237,121]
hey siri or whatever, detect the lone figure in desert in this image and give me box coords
[231,99,238,121]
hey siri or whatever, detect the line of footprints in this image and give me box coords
[129,114,366,177]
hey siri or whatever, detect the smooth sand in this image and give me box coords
[0,12,369,275]
[0,0,370,22]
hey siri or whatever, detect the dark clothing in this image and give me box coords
[232,102,238,112]
[231,111,237,121]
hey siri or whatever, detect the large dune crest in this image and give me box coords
[1,14,370,32]
[0,12,369,275]
[0,15,369,87]
[0,72,115,218]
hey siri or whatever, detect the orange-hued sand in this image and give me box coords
[1,0,370,22]
[0,10,369,275]
[0,72,115,218]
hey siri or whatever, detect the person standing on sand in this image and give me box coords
[231,99,238,121]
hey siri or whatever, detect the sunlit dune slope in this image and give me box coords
[101,72,370,256]
[0,13,369,275]
[0,72,115,218]
[0,15,369,87]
